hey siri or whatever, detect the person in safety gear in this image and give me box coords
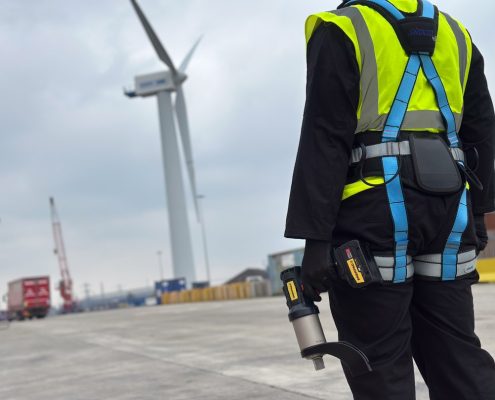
[285,0,495,398]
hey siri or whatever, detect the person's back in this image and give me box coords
[285,0,495,398]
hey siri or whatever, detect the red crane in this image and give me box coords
[50,197,74,313]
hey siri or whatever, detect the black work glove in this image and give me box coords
[301,240,336,302]
[474,214,488,253]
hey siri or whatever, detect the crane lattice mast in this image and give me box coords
[50,197,73,312]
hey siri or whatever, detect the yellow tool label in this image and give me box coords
[287,281,298,301]
[347,259,365,284]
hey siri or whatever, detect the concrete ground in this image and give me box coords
[1,285,494,400]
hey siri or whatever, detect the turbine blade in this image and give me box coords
[179,36,203,73]
[130,0,177,75]
[175,86,199,219]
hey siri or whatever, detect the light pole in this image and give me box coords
[197,195,211,285]
[157,250,164,281]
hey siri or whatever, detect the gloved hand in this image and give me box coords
[474,214,488,253]
[301,240,336,302]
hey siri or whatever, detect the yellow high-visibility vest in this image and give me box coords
[305,0,472,199]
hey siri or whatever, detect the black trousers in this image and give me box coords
[328,273,495,399]
[328,183,495,399]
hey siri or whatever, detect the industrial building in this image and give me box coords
[267,247,304,295]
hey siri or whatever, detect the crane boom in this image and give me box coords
[50,197,74,312]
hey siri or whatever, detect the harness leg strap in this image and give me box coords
[441,187,469,280]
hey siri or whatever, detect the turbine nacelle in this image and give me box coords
[129,70,187,97]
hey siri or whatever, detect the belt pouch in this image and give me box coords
[333,241,383,288]
[409,133,462,194]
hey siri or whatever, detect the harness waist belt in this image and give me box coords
[350,141,465,165]
[349,140,465,165]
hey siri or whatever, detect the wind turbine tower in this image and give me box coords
[125,0,201,287]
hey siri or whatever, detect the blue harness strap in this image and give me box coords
[382,157,409,282]
[382,55,421,142]
[441,187,468,280]
[350,0,468,282]
[421,0,435,18]
[418,54,467,280]
[345,0,434,19]
[419,55,460,148]
[362,0,405,20]
[382,55,421,283]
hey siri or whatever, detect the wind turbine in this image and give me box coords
[125,0,201,288]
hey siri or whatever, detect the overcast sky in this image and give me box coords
[0,0,493,305]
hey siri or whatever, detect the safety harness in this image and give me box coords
[342,0,469,282]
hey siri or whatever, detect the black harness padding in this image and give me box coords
[409,133,463,194]
[347,131,465,195]
[339,0,439,55]
[397,14,439,55]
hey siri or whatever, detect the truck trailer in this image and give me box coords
[8,276,51,321]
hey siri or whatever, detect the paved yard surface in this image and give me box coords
[1,284,494,400]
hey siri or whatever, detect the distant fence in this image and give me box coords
[161,280,272,305]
